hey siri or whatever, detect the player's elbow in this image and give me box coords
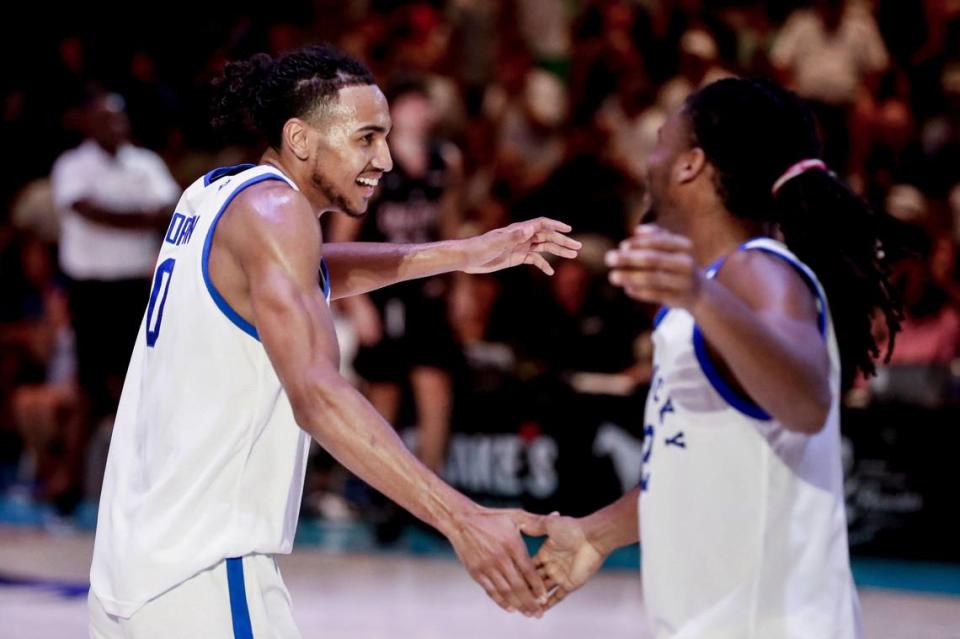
[286,368,353,435]
[781,384,831,435]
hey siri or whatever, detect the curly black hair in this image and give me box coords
[211,44,375,148]
[684,78,902,389]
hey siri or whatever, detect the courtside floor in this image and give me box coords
[1,526,959,638]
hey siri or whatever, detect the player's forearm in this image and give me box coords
[323,241,468,299]
[689,279,830,433]
[580,488,640,556]
[294,373,475,536]
[73,200,170,230]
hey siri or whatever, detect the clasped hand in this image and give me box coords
[453,509,606,617]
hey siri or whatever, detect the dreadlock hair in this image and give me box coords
[684,77,902,390]
[210,44,375,149]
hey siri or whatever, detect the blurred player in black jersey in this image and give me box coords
[330,76,462,475]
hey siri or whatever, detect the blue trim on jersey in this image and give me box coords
[707,238,827,337]
[691,238,828,421]
[692,324,772,421]
[743,246,828,337]
[204,163,256,187]
[202,172,289,341]
[652,306,669,329]
[320,257,331,301]
[226,557,254,639]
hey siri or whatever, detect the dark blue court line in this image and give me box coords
[0,573,89,598]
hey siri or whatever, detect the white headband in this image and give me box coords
[772,159,827,195]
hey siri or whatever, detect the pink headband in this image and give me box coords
[772,159,827,195]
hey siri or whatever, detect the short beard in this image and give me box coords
[311,169,365,218]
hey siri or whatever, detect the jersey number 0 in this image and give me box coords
[146,258,176,347]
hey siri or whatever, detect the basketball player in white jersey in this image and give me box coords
[88,45,581,638]
[532,78,901,638]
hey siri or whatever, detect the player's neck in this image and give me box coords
[684,210,760,269]
[259,150,330,217]
[260,148,294,180]
[692,225,753,268]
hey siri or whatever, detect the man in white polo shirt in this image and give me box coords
[50,92,179,511]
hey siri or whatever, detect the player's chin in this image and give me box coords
[342,198,368,218]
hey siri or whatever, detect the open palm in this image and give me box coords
[462,218,581,275]
[533,515,607,610]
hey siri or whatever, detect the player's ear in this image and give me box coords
[283,118,311,161]
[675,147,707,185]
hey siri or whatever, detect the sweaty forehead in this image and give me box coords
[320,84,392,133]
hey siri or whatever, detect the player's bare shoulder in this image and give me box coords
[717,248,820,322]
[220,180,322,264]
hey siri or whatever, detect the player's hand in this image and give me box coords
[461,217,581,276]
[445,506,551,617]
[606,225,704,310]
[533,514,607,611]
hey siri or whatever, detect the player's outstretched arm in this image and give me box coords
[534,488,641,611]
[322,217,581,299]
[606,225,831,434]
[222,186,550,617]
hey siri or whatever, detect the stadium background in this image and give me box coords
[1,1,959,637]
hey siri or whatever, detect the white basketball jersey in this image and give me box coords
[639,238,862,639]
[90,164,330,618]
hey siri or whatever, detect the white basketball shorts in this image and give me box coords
[89,554,301,638]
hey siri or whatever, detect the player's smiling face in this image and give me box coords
[308,84,393,217]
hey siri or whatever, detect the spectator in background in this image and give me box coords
[887,229,960,367]
[50,91,180,511]
[597,75,661,186]
[0,218,77,507]
[514,0,572,70]
[494,68,568,197]
[527,244,649,393]
[771,0,889,183]
[922,62,960,197]
[122,51,182,155]
[517,121,631,241]
[863,70,926,207]
[468,47,532,206]
[569,0,646,125]
[330,76,462,475]
[387,3,465,137]
[870,224,960,407]
[657,27,733,114]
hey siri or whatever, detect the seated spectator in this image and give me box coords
[888,236,960,366]
[657,27,733,114]
[771,0,889,179]
[870,226,960,406]
[0,227,78,509]
[863,72,927,207]
[494,69,568,197]
[515,121,631,242]
[921,62,960,196]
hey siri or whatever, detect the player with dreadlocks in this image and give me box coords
[88,45,582,637]
[532,78,900,638]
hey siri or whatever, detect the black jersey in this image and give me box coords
[359,143,449,245]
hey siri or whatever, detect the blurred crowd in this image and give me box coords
[2,0,960,523]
